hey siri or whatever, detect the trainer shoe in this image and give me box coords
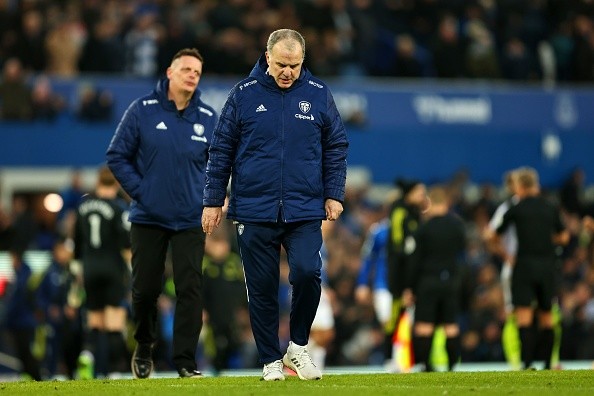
[179,368,203,378]
[261,359,285,381]
[131,343,154,379]
[283,341,322,380]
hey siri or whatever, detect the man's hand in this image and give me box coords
[325,198,343,221]
[202,206,222,235]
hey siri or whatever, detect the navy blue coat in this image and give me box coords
[4,261,37,330]
[204,55,349,222]
[106,79,217,230]
[36,260,71,326]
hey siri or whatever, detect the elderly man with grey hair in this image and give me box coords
[202,28,349,381]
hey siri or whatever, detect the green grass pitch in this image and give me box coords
[2,370,594,396]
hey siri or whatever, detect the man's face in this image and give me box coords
[167,55,203,94]
[265,40,303,89]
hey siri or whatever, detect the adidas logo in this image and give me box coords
[156,121,167,130]
[291,358,302,368]
[256,104,267,112]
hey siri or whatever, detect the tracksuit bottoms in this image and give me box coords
[235,219,323,364]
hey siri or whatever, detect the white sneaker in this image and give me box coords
[262,359,285,381]
[283,341,322,380]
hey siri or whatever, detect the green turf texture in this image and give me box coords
[2,370,594,395]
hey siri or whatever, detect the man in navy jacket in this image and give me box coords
[202,29,348,381]
[106,48,217,379]
[3,249,42,381]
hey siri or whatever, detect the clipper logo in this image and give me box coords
[295,101,314,121]
[191,123,207,142]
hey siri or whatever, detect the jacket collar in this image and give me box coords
[154,78,202,117]
[249,54,310,92]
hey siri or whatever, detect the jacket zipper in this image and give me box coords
[173,111,184,231]
[279,91,285,222]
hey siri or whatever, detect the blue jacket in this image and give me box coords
[4,261,37,330]
[356,220,389,291]
[106,79,217,230]
[204,55,349,222]
[36,261,71,326]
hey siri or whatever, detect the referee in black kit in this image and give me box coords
[402,185,466,372]
[492,167,569,370]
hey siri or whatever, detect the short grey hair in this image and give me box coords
[266,29,305,59]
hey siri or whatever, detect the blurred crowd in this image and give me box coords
[0,167,593,378]
[2,0,594,120]
[2,0,594,122]
[0,0,591,81]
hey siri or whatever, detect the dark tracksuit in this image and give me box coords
[106,78,217,373]
[384,199,421,358]
[407,214,466,324]
[74,194,130,310]
[36,259,79,378]
[496,195,565,369]
[496,196,564,310]
[204,55,348,364]
[387,199,421,298]
[202,251,247,371]
[407,213,466,371]
[74,194,131,376]
[4,260,42,381]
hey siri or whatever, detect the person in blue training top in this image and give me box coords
[307,220,337,371]
[202,29,349,381]
[355,219,393,355]
[106,48,217,379]
[36,238,80,379]
[3,249,42,381]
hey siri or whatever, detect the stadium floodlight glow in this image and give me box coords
[43,193,63,213]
